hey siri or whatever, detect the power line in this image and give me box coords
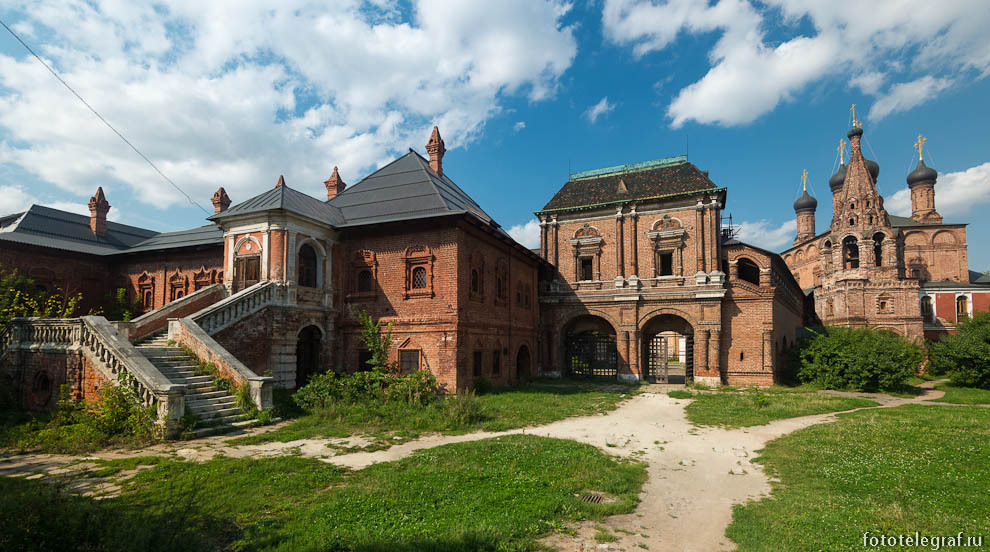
[0,17,210,215]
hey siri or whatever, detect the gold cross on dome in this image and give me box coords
[850,104,860,128]
[801,169,808,192]
[837,138,846,164]
[914,134,927,161]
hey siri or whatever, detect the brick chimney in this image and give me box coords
[88,186,110,237]
[426,125,445,176]
[211,186,231,214]
[324,166,346,199]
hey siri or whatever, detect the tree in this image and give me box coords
[929,311,990,389]
[355,308,395,373]
[0,267,81,324]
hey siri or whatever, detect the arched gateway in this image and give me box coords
[641,314,693,384]
[563,315,618,379]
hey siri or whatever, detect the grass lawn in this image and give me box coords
[0,409,153,454]
[726,405,990,551]
[0,434,647,552]
[683,387,879,428]
[932,382,990,405]
[229,381,636,446]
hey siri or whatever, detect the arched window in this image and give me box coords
[298,244,318,287]
[823,239,832,249]
[412,266,427,289]
[842,236,859,269]
[873,233,885,267]
[956,296,969,319]
[737,258,760,285]
[357,270,373,292]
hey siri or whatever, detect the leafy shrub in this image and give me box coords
[293,371,340,410]
[101,287,143,321]
[235,384,255,413]
[91,382,156,439]
[294,368,441,410]
[383,370,440,406]
[355,308,396,372]
[473,376,493,395]
[791,326,922,392]
[929,311,990,389]
[443,390,486,427]
[0,267,81,324]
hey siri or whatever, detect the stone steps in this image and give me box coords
[135,330,248,437]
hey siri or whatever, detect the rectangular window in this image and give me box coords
[357,350,373,372]
[659,252,673,276]
[473,351,483,377]
[399,350,420,374]
[580,257,593,281]
[492,350,501,376]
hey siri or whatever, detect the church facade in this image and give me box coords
[781,122,990,341]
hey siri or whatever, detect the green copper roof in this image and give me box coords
[569,155,688,181]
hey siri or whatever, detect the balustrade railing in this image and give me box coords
[191,281,286,335]
[3,316,185,433]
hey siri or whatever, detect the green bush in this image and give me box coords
[929,311,990,389]
[294,368,441,410]
[443,390,486,427]
[791,326,922,392]
[473,376,493,395]
[91,383,155,439]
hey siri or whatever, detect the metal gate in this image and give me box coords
[645,335,669,383]
[565,331,618,378]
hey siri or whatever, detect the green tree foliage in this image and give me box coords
[929,311,990,389]
[0,267,81,324]
[791,326,922,392]
[101,287,143,322]
[355,308,395,372]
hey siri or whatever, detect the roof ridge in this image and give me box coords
[570,155,688,181]
[330,151,420,203]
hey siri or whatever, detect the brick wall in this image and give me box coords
[0,242,114,314]
[901,226,968,283]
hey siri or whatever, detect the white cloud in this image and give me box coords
[850,72,885,95]
[868,76,952,121]
[513,121,526,132]
[0,0,577,210]
[0,185,36,215]
[734,218,797,251]
[507,219,541,249]
[584,96,615,123]
[885,162,990,219]
[602,0,990,127]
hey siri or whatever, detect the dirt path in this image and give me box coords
[0,380,954,550]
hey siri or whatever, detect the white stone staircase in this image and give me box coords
[135,332,253,437]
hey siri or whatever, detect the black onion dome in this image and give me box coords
[829,164,847,192]
[864,158,880,182]
[847,126,863,139]
[793,189,818,212]
[907,159,937,186]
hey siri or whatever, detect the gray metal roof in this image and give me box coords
[209,180,345,225]
[888,214,964,228]
[114,224,223,255]
[329,150,499,230]
[0,204,158,255]
[969,270,990,284]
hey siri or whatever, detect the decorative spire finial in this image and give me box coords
[850,104,860,128]
[914,134,927,162]
[837,138,846,165]
[801,169,808,192]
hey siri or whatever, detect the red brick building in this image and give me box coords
[0,128,540,392]
[536,156,805,386]
[781,122,990,340]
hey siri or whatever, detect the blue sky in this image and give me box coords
[1,0,989,269]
